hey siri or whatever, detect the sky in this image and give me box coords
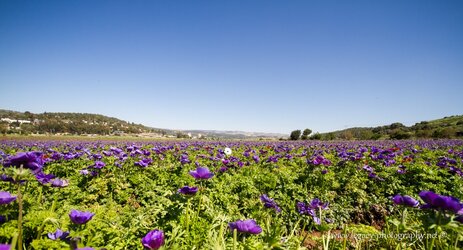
[1,1,462,134]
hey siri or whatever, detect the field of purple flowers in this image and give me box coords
[0,139,462,249]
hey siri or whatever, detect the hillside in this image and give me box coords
[315,115,463,140]
[0,109,160,135]
[0,109,284,139]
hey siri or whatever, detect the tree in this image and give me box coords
[310,132,322,140]
[390,130,411,140]
[323,132,336,140]
[0,123,8,135]
[415,129,431,138]
[176,132,189,139]
[301,128,312,140]
[358,130,374,140]
[370,133,381,140]
[339,130,354,140]
[20,123,35,135]
[432,128,456,138]
[24,111,34,121]
[289,130,301,140]
[389,122,405,129]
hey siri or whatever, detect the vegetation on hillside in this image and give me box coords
[313,115,463,140]
[0,109,160,135]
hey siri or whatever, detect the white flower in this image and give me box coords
[224,147,232,156]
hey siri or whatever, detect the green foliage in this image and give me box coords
[301,129,312,140]
[310,133,322,140]
[290,130,301,140]
[0,140,462,249]
[390,130,412,140]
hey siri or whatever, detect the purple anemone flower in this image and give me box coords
[180,154,190,165]
[0,191,16,205]
[141,229,165,249]
[311,155,331,166]
[0,244,10,250]
[419,191,463,214]
[110,147,123,154]
[363,165,374,173]
[260,194,281,212]
[419,191,440,207]
[90,161,105,169]
[35,172,56,184]
[69,210,94,225]
[48,229,70,241]
[309,198,329,210]
[177,186,198,195]
[392,194,419,207]
[189,167,214,179]
[433,196,463,213]
[3,151,44,173]
[77,248,94,250]
[50,178,69,188]
[135,158,152,167]
[297,198,329,225]
[297,202,312,215]
[228,219,262,234]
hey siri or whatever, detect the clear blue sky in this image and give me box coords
[1,1,462,134]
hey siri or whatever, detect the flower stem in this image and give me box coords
[429,210,441,250]
[289,219,301,239]
[454,231,458,249]
[196,182,203,221]
[401,208,407,229]
[323,230,331,250]
[185,198,190,243]
[233,228,237,250]
[301,221,309,246]
[342,226,347,250]
[10,233,18,250]
[17,181,23,250]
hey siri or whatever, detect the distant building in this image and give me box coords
[113,130,125,136]
[0,118,14,123]
[1,118,31,124]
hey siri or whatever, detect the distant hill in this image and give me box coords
[0,109,160,136]
[0,109,285,139]
[182,129,287,139]
[314,115,463,140]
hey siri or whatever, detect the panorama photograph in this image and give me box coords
[0,1,462,249]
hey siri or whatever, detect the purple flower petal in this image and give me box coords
[141,229,165,249]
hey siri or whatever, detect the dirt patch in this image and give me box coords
[351,204,389,230]
[301,229,349,249]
